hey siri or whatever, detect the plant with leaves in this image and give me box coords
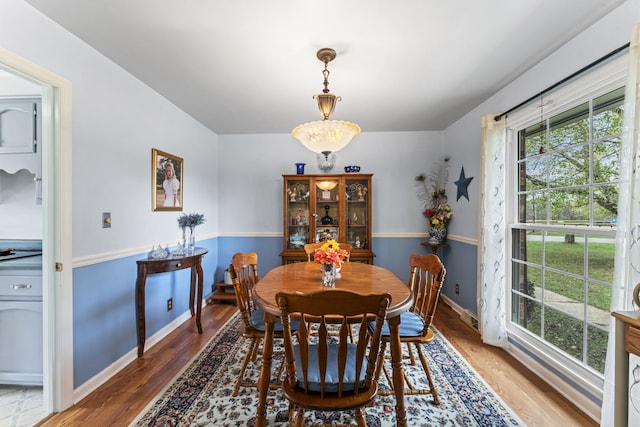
[177,212,206,233]
[415,155,452,228]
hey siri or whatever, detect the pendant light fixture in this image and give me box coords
[292,48,361,159]
[317,151,336,173]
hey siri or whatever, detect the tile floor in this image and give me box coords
[0,386,45,427]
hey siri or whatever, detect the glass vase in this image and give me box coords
[321,263,337,288]
[187,228,196,253]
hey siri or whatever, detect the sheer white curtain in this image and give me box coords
[602,23,640,427]
[478,114,509,347]
[479,23,640,425]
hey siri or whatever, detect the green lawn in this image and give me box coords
[524,239,614,311]
[517,237,614,373]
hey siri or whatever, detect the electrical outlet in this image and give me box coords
[167,298,173,311]
[455,283,460,294]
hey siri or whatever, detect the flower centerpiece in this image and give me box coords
[416,155,452,243]
[313,239,349,287]
[425,204,452,230]
[177,212,206,252]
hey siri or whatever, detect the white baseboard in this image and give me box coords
[72,308,194,404]
[440,294,479,332]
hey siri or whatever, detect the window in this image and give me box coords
[509,85,623,380]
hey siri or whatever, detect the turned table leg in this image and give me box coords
[255,312,275,426]
[388,315,408,426]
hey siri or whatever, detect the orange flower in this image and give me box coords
[314,239,348,267]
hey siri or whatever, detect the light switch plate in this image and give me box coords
[102,212,111,228]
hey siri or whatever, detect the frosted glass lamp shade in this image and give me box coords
[292,120,361,155]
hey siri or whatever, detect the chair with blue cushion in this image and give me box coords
[276,289,391,427]
[230,251,297,396]
[373,253,446,403]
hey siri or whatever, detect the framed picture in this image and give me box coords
[152,148,183,211]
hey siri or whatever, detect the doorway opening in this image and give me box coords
[0,47,73,423]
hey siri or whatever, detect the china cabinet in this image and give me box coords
[280,174,374,264]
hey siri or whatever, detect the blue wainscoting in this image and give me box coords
[436,240,478,310]
[370,237,479,313]
[71,236,478,389]
[72,239,219,387]
[215,236,284,288]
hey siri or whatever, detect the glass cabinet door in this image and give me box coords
[345,178,370,249]
[285,179,311,249]
[282,174,373,264]
[314,178,340,242]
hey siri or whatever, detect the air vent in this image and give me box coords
[460,310,479,332]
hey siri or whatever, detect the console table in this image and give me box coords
[612,310,640,426]
[135,248,208,357]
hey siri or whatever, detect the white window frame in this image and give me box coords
[504,54,627,410]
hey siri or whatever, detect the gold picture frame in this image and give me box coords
[152,148,183,211]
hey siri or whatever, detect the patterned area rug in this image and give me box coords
[130,314,525,426]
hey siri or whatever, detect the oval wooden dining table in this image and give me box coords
[252,261,414,427]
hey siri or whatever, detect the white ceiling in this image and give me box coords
[24,0,625,134]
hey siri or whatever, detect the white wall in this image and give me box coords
[217,131,444,236]
[443,0,640,240]
[0,0,219,258]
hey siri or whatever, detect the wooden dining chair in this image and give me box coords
[303,242,324,261]
[338,242,352,261]
[276,289,391,427]
[303,241,354,341]
[229,251,295,396]
[373,253,446,404]
[304,242,352,262]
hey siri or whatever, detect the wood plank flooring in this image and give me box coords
[36,301,597,427]
[432,303,597,427]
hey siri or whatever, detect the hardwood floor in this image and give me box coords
[432,304,597,427]
[36,301,597,427]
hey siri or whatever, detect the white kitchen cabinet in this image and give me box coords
[0,97,42,203]
[0,98,37,154]
[0,271,43,385]
[0,300,43,385]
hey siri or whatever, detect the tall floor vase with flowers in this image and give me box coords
[416,156,452,243]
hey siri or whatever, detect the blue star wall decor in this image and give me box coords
[454,166,473,201]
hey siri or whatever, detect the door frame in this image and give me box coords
[0,47,73,413]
